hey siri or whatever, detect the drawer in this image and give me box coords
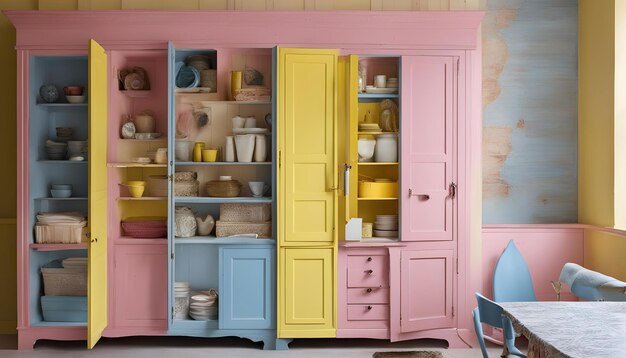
[347,287,389,304]
[347,255,388,288]
[347,304,389,321]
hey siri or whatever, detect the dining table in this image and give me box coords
[499,301,626,358]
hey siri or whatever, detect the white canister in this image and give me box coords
[232,116,245,129]
[245,116,256,128]
[224,136,236,162]
[254,134,267,162]
[234,134,255,163]
[375,133,398,162]
[155,148,168,164]
[175,140,192,161]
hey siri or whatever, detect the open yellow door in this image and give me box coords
[87,39,108,349]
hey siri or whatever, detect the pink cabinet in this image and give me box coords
[108,243,167,333]
[398,249,454,332]
[401,56,455,243]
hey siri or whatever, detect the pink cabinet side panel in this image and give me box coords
[482,225,585,301]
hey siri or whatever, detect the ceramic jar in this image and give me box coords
[224,136,236,162]
[175,206,196,238]
[155,148,168,164]
[134,111,155,133]
[254,134,267,162]
[375,133,397,162]
[193,142,205,162]
[234,134,255,162]
[175,140,192,161]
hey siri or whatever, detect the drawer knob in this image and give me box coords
[365,269,373,275]
[367,306,372,310]
[367,257,372,262]
[366,288,373,293]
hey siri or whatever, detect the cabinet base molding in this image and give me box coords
[390,328,470,348]
[103,327,168,337]
[336,328,389,339]
[168,328,277,349]
[278,328,336,339]
[17,326,86,350]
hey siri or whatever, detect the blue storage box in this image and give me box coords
[41,296,87,322]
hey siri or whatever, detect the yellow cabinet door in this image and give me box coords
[88,39,108,349]
[277,48,337,246]
[280,248,334,337]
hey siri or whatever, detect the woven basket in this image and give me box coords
[206,180,241,197]
[175,180,199,197]
[35,221,87,244]
[42,259,87,296]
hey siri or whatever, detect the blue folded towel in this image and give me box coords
[559,263,626,301]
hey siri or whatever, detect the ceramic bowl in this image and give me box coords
[127,185,145,198]
[125,181,146,187]
[51,184,72,190]
[66,95,85,104]
[357,139,376,162]
[50,189,72,198]
[63,86,83,96]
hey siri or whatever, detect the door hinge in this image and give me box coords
[171,252,174,260]
[452,306,455,317]
[456,258,459,274]
[171,306,174,319]
[278,150,282,168]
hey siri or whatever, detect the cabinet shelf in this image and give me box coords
[196,100,272,105]
[37,160,87,164]
[117,197,167,201]
[118,138,167,142]
[175,236,274,245]
[175,197,272,204]
[120,90,152,98]
[357,132,398,136]
[357,197,398,201]
[170,319,218,332]
[107,162,167,168]
[358,93,399,100]
[175,161,271,166]
[116,237,167,244]
[175,87,212,94]
[357,162,398,166]
[34,197,88,201]
[30,243,88,251]
[36,102,88,108]
[31,321,87,327]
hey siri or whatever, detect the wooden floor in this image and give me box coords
[0,334,508,357]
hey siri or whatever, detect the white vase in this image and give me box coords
[375,133,398,162]
[254,134,267,162]
[175,140,192,161]
[235,134,255,162]
[195,214,215,236]
[224,136,236,162]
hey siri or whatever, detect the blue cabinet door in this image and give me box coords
[219,246,275,330]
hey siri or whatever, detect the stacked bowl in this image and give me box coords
[373,214,398,239]
[45,140,68,160]
[50,184,72,198]
[189,289,218,321]
[56,127,73,142]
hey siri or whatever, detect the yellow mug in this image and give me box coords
[202,149,218,162]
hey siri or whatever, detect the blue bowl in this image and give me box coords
[50,189,72,198]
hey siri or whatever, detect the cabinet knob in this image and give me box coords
[366,288,373,293]
[367,306,372,310]
[90,238,98,243]
[408,189,429,200]
[365,269,373,275]
[367,257,372,262]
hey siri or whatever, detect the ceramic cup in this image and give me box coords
[232,116,245,129]
[202,149,218,162]
[374,75,387,88]
[248,181,269,198]
[244,116,256,128]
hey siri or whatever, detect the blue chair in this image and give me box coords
[473,292,527,358]
[493,241,536,302]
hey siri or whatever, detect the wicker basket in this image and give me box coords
[206,180,241,197]
[175,171,197,182]
[41,259,87,296]
[220,203,271,222]
[215,221,271,238]
[175,180,199,197]
[35,221,87,244]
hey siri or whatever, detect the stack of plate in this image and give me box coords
[359,123,381,132]
[173,282,190,320]
[373,214,398,238]
[45,140,67,160]
[189,289,218,321]
[386,78,399,89]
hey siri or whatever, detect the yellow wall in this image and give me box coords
[579,0,626,280]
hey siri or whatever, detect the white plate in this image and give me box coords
[374,229,399,237]
[365,87,398,94]
[232,128,269,135]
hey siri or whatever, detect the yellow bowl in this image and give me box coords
[202,149,218,162]
[358,180,398,198]
[127,185,145,198]
[125,181,146,187]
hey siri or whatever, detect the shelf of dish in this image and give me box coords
[107,163,167,168]
[34,197,88,201]
[358,93,399,100]
[174,197,272,204]
[118,138,167,142]
[175,236,274,245]
[116,197,167,201]
[357,162,398,166]
[357,197,398,201]
[115,237,167,244]
[192,100,272,105]
[37,160,87,164]
[30,243,88,251]
[357,132,398,135]
[36,103,88,107]
[175,161,271,166]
